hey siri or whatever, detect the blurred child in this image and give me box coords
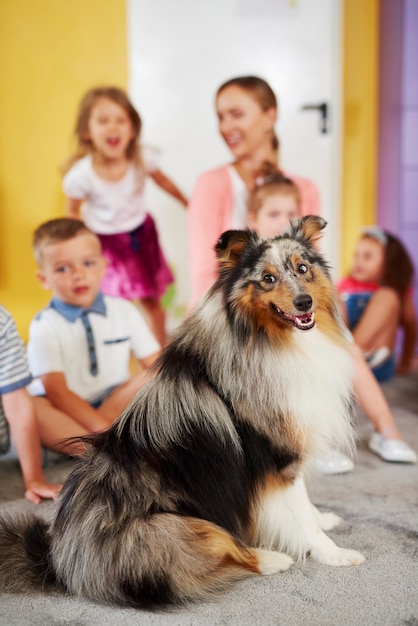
[27,218,161,457]
[0,305,62,503]
[247,163,416,467]
[62,86,188,346]
[338,227,417,380]
[248,165,300,237]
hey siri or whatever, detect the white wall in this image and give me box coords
[128,0,342,315]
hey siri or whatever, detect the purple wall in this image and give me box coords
[400,0,418,268]
[377,0,403,234]
[378,0,418,329]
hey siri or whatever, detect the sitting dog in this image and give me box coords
[0,216,365,607]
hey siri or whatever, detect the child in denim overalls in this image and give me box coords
[338,227,416,382]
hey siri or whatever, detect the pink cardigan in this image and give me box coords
[187,164,321,309]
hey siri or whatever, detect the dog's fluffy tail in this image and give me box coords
[0,513,58,593]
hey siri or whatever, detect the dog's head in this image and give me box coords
[214,216,338,336]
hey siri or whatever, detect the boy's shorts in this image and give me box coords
[89,386,117,409]
[0,397,10,455]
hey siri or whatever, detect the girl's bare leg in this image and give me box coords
[352,287,400,353]
[351,344,403,440]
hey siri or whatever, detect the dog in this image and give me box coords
[0,216,365,607]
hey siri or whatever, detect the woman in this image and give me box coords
[188,75,319,309]
[187,75,416,470]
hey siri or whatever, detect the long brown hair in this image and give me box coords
[216,76,279,151]
[382,233,414,295]
[362,228,414,295]
[61,86,143,174]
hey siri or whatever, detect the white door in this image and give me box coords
[128,0,342,314]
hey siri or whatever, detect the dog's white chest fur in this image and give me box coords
[284,327,354,453]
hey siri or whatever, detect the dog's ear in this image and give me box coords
[215,229,254,271]
[292,215,327,246]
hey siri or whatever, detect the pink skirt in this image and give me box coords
[98,214,174,301]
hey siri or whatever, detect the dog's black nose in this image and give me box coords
[294,294,312,312]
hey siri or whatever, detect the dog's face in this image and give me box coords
[214,216,336,335]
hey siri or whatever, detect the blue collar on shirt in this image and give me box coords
[50,292,107,322]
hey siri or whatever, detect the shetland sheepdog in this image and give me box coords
[0,216,365,607]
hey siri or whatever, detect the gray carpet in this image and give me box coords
[1,372,417,626]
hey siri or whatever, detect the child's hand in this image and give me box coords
[24,481,62,504]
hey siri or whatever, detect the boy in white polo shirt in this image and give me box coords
[28,218,161,456]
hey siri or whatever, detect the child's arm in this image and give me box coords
[149,169,188,207]
[397,291,417,374]
[98,350,161,422]
[41,372,112,432]
[65,197,84,220]
[135,351,161,386]
[2,388,62,504]
[139,352,160,370]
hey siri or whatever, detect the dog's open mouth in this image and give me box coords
[274,306,315,330]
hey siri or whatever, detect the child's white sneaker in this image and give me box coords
[365,346,391,369]
[369,432,417,463]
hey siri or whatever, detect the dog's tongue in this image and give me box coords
[275,305,315,330]
[294,312,315,329]
[299,314,311,323]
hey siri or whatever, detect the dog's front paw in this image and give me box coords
[312,546,366,567]
[317,511,343,531]
[254,549,294,575]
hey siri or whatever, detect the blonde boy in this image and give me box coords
[28,218,160,456]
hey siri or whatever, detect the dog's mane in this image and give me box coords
[98,221,353,462]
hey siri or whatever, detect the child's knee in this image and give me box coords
[372,287,401,316]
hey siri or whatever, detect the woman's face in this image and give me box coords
[216,85,276,160]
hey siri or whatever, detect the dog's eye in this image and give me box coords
[262,273,276,284]
[298,264,308,275]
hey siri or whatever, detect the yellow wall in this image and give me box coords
[341,0,379,273]
[0,0,127,339]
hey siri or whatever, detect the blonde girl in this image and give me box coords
[62,86,188,345]
[247,162,301,238]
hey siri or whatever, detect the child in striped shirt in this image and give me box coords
[0,305,62,503]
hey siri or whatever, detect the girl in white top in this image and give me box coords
[63,86,188,345]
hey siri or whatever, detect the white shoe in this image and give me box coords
[369,432,417,464]
[316,449,354,475]
[365,346,391,369]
